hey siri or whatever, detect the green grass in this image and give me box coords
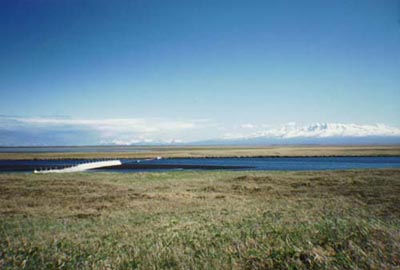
[1,145,400,159]
[1,169,399,269]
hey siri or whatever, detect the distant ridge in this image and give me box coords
[1,121,400,146]
[191,123,400,146]
[192,136,400,146]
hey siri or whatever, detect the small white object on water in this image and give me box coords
[34,160,122,173]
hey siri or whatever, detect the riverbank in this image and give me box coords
[1,145,400,160]
[1,169,399,269]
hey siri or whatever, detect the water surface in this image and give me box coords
[1,156,400,173]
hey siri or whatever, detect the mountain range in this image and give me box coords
[192,123,400,145]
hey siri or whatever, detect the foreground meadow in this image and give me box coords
[0,169,399,269]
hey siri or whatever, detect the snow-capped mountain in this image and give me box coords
[197,123,400,145]
[231,123,400,139]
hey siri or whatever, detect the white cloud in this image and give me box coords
[0,116,210,145]
[16,117,195,131]
[240,123,256,129]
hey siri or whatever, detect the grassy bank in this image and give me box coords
[1,169,399,269]
[1,145,400,160]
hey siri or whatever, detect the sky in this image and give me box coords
[0,0,399,145]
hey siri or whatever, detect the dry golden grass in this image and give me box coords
[1,145,400,160]
[1,169,399,269]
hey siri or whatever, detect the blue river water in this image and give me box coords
[1,157,400,173]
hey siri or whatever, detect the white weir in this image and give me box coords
[33,160,122,174]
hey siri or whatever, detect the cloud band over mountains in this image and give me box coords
[0,116,399,146]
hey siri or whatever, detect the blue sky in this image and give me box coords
[0,0,399,145]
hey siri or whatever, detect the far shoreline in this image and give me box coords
[1,145,400,160]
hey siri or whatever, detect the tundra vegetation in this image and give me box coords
[0,169,399,269]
